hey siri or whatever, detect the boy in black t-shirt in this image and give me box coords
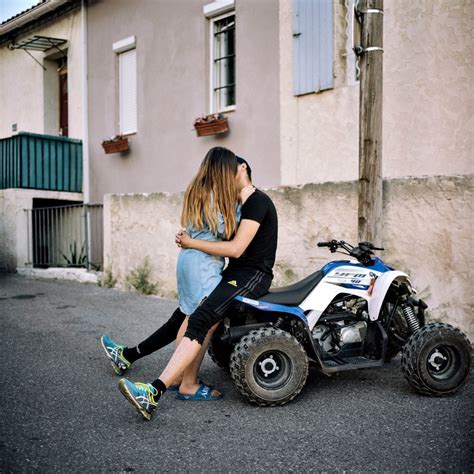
[117,157,279,420]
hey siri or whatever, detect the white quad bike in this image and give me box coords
[208,240,472,406]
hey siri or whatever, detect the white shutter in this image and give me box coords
[119,49,137,134]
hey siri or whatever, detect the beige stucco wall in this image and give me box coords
[0,7,83,140]
[279,0,474,185]
[0,189,83,271]
[279,0,359,185]
[87,0,280,202]
[103,175,473,339]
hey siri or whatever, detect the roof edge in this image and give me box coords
[0,0,71,36]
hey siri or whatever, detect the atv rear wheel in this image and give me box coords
[401,323,471,396]
[229,327,308,406]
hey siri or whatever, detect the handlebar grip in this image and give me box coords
[317,242,331,247]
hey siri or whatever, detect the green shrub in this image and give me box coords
[125,257,158,295]
[61,241,87,267]
[98,266,117,288]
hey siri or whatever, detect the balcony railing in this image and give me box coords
[0,132,82,192]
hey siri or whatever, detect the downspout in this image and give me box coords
[81,0,92,269]
[81,0,89,204]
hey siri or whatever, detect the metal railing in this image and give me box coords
[24,203,103,270]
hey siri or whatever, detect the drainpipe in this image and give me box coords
[81,0,89,204]
[81,0,92,269]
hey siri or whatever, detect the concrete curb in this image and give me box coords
[16,267,100,284]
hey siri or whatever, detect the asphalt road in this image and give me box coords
[0,273,472,473]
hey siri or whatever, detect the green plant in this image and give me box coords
[61,242,87,267]
[125,257,158,295]
[98,265,117,288]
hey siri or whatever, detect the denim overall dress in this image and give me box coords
[176,208,240,315]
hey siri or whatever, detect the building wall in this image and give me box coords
[279,0,359,186]
[87,0,280,202]
[279,0,474,185]
[103,174,473,339]
[0,189,83,271]
[0,7,83,140]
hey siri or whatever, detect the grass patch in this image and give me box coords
[125,257,158,295]
[98,265,117,288]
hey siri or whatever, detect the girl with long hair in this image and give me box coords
[101,147,241,400]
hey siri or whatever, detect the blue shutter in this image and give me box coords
[293,0,334,95]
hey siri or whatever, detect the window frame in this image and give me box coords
[113,36,137,136]
[209,10,236,114]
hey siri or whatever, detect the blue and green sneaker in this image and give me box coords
[118,378,158,421]
[100,335,131,375]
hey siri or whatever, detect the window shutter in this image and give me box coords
[119,49,137,134]
[293,0,334,96]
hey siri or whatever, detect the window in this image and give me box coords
[293,0,334,96]
[113,36,137,134]
[210,12,235,112]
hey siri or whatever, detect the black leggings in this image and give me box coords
[184,270,272,345]
[134,307,186,358]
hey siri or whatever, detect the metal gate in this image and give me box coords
[24,203,103,270]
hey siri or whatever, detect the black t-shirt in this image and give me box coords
[224,189,278,276]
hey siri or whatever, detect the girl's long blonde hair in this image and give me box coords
[181,147,239,239]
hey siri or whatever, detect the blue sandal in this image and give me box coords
[168,379,212,393]
[175,383,223,401]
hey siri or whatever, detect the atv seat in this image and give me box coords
[257,270,324,306]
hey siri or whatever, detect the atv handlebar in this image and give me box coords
[317,241,335,247]
[317,240,385,266]
[317,240,342,253]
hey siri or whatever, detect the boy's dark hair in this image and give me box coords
[236,156,252,181]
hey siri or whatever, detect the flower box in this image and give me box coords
[102,135,129,154]
[194,114,229,137]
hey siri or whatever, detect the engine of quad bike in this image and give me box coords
[311,296,369,359]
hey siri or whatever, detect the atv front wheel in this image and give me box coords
[229,327,308,406]
[401,323,471,396]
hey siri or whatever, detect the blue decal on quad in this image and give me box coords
[234,295,308,325]
[341,283,370,290]
[321,257,391,275]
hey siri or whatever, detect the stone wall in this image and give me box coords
[104,175,473,338]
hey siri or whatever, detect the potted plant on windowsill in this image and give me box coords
[102,135,129,154]
[193,113,229,137]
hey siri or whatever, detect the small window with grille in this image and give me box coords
[210,12,235,112]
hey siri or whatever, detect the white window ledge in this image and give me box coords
[203,0,234,18]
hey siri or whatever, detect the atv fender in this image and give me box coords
[234,295,308,324]
[234,295,322,363]
[368,271,413,321]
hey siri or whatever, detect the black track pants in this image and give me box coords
[184,270,272,345]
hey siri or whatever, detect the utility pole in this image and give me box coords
[357,0,384,245]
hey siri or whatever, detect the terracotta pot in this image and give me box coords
[194,117,229,137]
[102,137,129,154]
